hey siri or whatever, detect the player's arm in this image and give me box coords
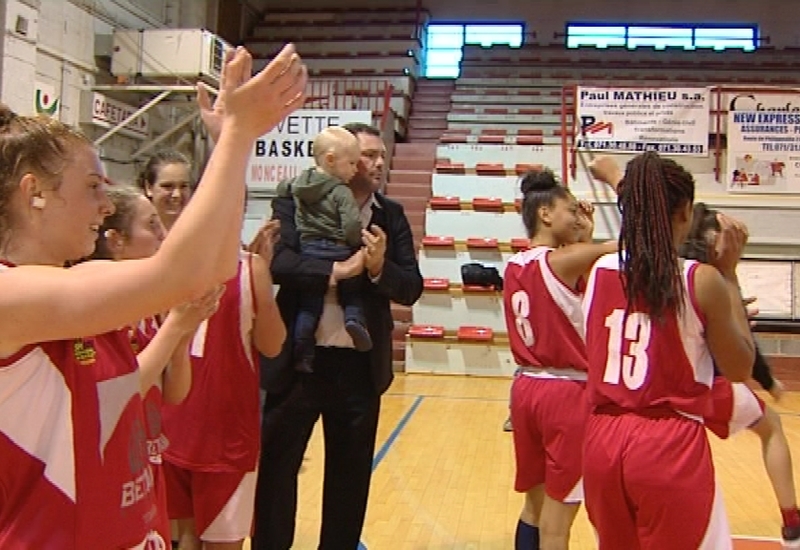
[694,264,754,382]
[140,287,221,400]
[0,46,308,354]
[251,252,286,359]
[547,241,617,289]
[161,336,193,404]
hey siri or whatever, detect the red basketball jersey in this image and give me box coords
[0,333,157,548]
[582,254,714,418]
[0,262,158,548]
[161,255,259,472]
[503,246,588,372]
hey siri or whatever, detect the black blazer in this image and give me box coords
[260,192,423,396]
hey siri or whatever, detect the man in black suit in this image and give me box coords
[253,123,423,550]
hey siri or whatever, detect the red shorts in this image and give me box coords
[162,462,257,543]
[510,374,588,502]
[705,378,765,439]
[584,410,731,549]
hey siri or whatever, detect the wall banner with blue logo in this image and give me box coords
[576,87,710,156]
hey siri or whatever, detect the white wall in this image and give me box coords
[0,0,216,183]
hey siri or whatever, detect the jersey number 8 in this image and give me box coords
[511,290,534,347]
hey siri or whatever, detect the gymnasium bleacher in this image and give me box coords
[247,9,800,383]
[245,7,424,137]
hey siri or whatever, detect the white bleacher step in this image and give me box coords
[436,143,562,174]
[405,331,516,377]
[414,287,506,333]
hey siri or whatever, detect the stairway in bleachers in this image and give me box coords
[407,79,454,142]
[384,80,455,369]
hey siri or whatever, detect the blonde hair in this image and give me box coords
[0,104,92,243]
[312,126,358,166]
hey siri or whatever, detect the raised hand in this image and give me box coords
[711,212,749,278]
[247,219,281,266]
[221,44,308,142]
[197,48,235,144]
[167,285,225,335]
[588,156,624,192]
[575,199,595,243]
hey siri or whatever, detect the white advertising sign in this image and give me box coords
[576,87,710,156]
[725,92,800,194]
[247,110,372,193]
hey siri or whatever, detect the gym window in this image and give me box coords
[425,23,524,78]
[566,24,757,51]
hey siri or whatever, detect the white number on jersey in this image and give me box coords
[603,309,651,390]
[511,290,534,347]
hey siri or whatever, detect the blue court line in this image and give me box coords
[358,395,424,550]
[372,395,424,470]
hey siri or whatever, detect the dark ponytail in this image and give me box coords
[618,152,695,319]
[519,168,569,238]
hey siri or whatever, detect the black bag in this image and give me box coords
[460,262,503,290]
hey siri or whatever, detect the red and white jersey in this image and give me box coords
[582,253,715,419]
[0,262,157,548]
[503,246,588,376]
[161,254,259,472]
[0,332,158,548]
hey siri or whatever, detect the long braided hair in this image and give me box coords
[618,152,695,320]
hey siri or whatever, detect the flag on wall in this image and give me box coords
[35,82,60,117]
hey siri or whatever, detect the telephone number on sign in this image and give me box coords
[576,140,706,154]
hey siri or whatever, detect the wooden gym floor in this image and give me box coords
[245,374,800,549]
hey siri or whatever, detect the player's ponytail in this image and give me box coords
[618,152,695,319]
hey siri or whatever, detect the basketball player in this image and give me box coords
[503,167,617,550]
[682,202,800,547]
[137,150,194,232]
[90,185,222,547]
[161,237,284,550]
[582,152,753,548]
[0,44,306,548]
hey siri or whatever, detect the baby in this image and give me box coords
[276,126,372,372]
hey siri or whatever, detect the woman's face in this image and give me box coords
[146,161,192,229]
[546,194,581,245]
[116,196,166,260]
[37,143,114,263]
